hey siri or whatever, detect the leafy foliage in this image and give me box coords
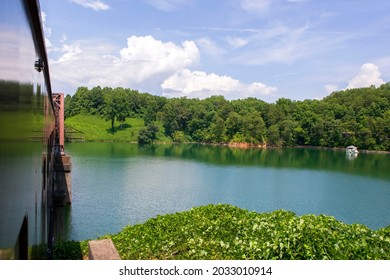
[64,83,390,150]
[51,240,88,260]
[138,123,159,144]
[53,205,390,260]
[107,205,390,260]
[102,87,130,131]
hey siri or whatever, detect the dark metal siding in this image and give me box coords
[0,0,55,259]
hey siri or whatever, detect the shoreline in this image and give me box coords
[65,139,390,154]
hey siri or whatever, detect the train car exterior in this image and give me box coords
[0,0,57,259]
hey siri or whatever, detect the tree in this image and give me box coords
[225,111,243,140]
[242,111,266,144]
[267,124,281,146]
[64,94,72,119]
[208,115,227,142]
[66,86,89,117]
[279,119,299,147]
[161,98,192,136]
[103,87,129,131]
[172,131,187,143]
[88,86,105,115]
[138,123,159,144]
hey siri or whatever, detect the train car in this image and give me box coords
[0,0,57,259]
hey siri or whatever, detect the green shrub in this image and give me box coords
[51,240,89,260]
[110,204,390,260]
[53,205,390,260]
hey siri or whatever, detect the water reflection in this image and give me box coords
[67,143,390,181]
[346,153,358,160]
[64,142,390,240]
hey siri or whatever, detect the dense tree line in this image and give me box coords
[64,83,390,151]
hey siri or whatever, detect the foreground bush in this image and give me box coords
[54,204,390,260]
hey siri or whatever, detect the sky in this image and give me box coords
[40,0,390,102]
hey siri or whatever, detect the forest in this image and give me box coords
[64,83,390,151]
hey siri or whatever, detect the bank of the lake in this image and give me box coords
[64,113,390,153]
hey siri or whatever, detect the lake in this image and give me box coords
[64,142,390,241]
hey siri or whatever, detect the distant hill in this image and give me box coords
[64,83,390,151]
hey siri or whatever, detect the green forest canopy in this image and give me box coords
[64,83,390,151]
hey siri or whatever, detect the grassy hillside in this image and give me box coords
[64,114,171,142]
[53,204,390,260]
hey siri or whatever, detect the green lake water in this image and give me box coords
[64,142,390,241]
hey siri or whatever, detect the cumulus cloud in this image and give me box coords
[50,36,199,93]
[48,31,275,99]
[47,24,275,100]
[161,69,277,99]
[346,63,385,89]
[118,36,199,82]
[70,0,110,11]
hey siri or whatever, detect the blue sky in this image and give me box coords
[40,0,390,102]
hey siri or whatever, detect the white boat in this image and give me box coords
[346,145,359,155]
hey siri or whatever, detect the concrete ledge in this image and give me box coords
[88,239,121,260]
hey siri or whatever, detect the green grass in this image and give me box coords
[64,114,171,143]
[53,204,390,260]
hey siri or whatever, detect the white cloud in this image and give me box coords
[119,36,199,82]
[144,0,191,11]
[241,0,272,15]
[58,44,82,62]
[41,11,54,51]
[161,69,277,99]
[40,12,51,37]
[60,34,68,43]
[228,24,317,65]
[196,38,226,56]
[325,84,338,94]
[0,29,35,83]
[70,0,110,11]
[346,63,385,89]
[226,36,249,49]
[375,56,390,80]
[50,36,199,94]
[49,34,276,99]
[229,21,360,66]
